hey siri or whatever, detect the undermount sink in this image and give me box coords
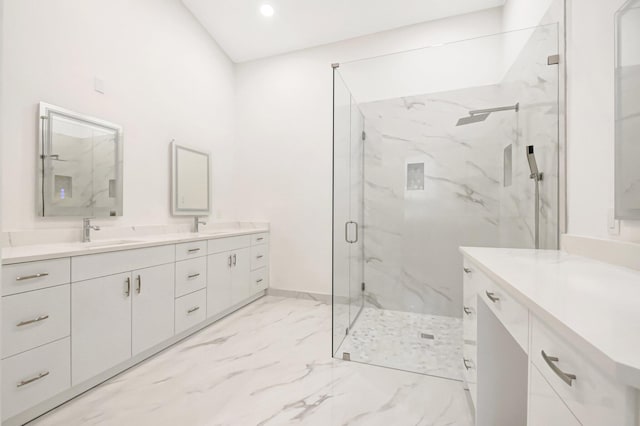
[81,239,143,248]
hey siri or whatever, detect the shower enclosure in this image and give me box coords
[332,24,561,379]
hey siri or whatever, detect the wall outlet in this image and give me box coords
[608,208,620,236]
[94,77,105,94]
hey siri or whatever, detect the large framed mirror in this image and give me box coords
[38,103,123,217]
[615,0,640,219]
[171,141,211,216]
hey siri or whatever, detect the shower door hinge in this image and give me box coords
[362,131,366,141]
[345,327,349,335]
[332,63,340,69]
[547,54,560,65]
[361,282,365,292]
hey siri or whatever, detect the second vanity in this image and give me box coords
[461,246,640,426]
[1,228,270,426]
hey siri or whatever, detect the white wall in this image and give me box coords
[233,8,504,296]
[566,0,640,241]
[0,0,236,231]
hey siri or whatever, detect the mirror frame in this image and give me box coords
[171,141,212,216]
[37,102,124,217]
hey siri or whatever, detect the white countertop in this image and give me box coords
[2,228,268,265]
[460,247,640,389]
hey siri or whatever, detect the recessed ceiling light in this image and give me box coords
[260,4,274,17]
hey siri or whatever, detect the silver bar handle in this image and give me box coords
[485,291,500,303]
[17,371,50,388]
[345,221,358,243]
[16,273,49,281]
[187,273,201,279]
[462,358,473,371]
[136,275,141,294]
[125,277,131,297]
[257,237,264,241]
[17,315,50,327]
[256,278,264,283]
[233,254,237,266]
[541,350,577,387]
[188,248,201,253]
[187,306,200,314]
[228,255,232,267]
[256,255,264,259]
[463,267,472,274]
[463,307,472,315]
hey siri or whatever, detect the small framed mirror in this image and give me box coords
[171,141,211,216]
[38,102,123,217]
[615,0,640,219]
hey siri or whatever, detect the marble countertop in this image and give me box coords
[2,228,268,265]
[460,247,640,389]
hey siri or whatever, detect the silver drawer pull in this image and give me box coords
[17,371,50,388]
[16,273,49,281]
[485,291,500,303]
[187,273,201,279]
[257,237,264,241]
[256,255,264,259]
[256,278,264,283]
[188,248,201,253]
[463,268,472,274]
[187,306,200,314]
[462,358,473,371]
[463,306,472,315]
[17,315,50,327]
[541,350,577,387]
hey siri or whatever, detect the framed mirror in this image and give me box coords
[38,102,123,217]
[171,141,211,216]
[615,0,640,219]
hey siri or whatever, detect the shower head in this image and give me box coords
[455,103,520,127]
[526,145,542,181]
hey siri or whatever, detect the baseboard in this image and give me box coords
[267,288,331,304]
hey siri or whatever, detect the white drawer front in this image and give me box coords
[2,258,70,296]
[175,257,207,298]
[529,363,581,426]
[251,268,269,293]
[251,233,269,246]
[207,236,251,255]
[531,316,632,426]
[175,289,207,334]
[175,241,207,261]
[2,285,70,359]
[480,273,528,353]
[72,245,175,282]
[2,337,70,421]
[250,244,269,270]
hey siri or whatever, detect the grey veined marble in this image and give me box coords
[31,296,472,426]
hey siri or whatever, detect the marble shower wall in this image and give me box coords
[358,25,559,317]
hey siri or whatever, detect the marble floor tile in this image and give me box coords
[337,307,463,380]
[30,296,472,426]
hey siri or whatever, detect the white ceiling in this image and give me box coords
[182,0,506,63]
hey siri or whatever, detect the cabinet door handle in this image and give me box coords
[136,275,142,294]
[233,254,237,266]
[256,255,264,259]
[462,358,473,371]
[187,306,200,314]
[17,371,50,388]
[485,291,500,303]
[228,255,232,267]
[188,248,201,253]
[125,277,131,296]
[257,237,264,241]
[17,315,50,327]
[463,267,472,274]
[463,306,472,315]
[16,273,49,281]
[256,278,264,283]
[187,273,201,279]
[541,350,577,387]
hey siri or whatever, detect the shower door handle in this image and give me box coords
[345,221,358,244]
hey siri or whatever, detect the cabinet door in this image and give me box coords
[231,247,251,304]
[132,263,175,356]
[207,252,232,318]
[71,273,131,386]
[529,365,581,426]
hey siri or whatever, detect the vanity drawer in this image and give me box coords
[2,337,71,421]
[175,289,207,334]
[175,241,207,261]
[2,258,70,296]
[175,257,207,298]
[208,236,251,255]
[251,268,269,293]
[250,244,269,270]
[2,285,70,359]
[529,363,581,426]
[462,342,477,410]
[251,233,269,246]
[72,245,174,282]
[480,275,528,353]
[531,316,632,426]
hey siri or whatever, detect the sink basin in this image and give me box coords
[81,240,143,249]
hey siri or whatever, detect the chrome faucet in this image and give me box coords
[82,218,101,243]
[193,216,207,233]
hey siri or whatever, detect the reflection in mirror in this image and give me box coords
[38,103,123,217]
[171,142,211,216]
[615,0,640,218]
